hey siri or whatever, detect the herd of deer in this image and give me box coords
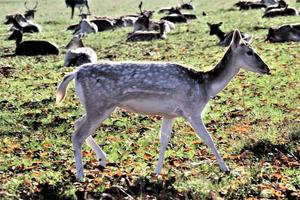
[2,0,297,180]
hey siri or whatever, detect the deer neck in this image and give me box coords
[205,48,240,98]
[214,28,226,41]
[160,25,166,37]
[16,32,22,46]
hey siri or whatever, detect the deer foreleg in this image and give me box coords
[188,115,229,172]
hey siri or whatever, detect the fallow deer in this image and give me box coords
[56,30,270,180]
[207,22,252,46]
[167,7,197,20]
[8,29,59,56]
[24,1,38,20]
[262,5,298,17]
[65,0,90,19]
[5,14,41,33]
[64,34,97,66]
[127,21,166,42]
[234,1,267,10]
[73,14,98,35]
[180,0,195,10]
[264,0,287,12]
[266,24,300,42]
[161,14,187,23]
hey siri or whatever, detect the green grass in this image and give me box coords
[0,0,299,199]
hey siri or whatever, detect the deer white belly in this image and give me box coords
[118,98,182,117]
[75,4,86,8]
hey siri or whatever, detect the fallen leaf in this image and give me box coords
[43,143,52,148]
[143,153,153,161]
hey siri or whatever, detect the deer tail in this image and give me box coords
[56,71,76,104]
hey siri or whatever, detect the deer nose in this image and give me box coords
[263,64,271,75]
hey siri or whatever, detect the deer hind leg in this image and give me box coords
[187,115,229,172]
[72,108,115,181]
[79,7,83,14]
[155,117,175,174]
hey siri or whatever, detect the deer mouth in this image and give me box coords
[260,64,271,75]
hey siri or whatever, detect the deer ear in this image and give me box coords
[207,22,212,26]
[231,29,242,49]
[218,22,223,26]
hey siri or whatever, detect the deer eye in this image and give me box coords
[246,51,254,56]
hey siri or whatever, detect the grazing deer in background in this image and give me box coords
[65,0,90,19]
[56,30,270,181]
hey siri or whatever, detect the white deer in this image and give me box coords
[56,30,271,181]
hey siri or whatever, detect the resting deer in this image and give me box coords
[264,0,287,12]
[24,1,38,20]
[56,30,270,181]
[262,5,298,17]
[160,14,187,23]
[266,24,300,42]
[167,7,197,20]
[64,34,97,66]
[5,14,41,33]
[234,1,267,10]
[127,21,167,42]
[207,22,252,46]
[73,14,98,35]
[8,29,59,56]
[180,0,195,10]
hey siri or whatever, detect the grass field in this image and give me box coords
[0,0,299,199]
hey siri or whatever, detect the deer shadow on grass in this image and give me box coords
[19,174,194,200]
[241,128,300,160]
[97,175,190,200]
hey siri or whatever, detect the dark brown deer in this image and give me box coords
[266,24,300,42]
[264,0,287,12]
[65,0,90,19]
[8,29,59,56]
[127,21,167,42]
[180,0,195,10]
[5,14,41,33]
[234,1,267,10]
[24,1,38,20]
[207,22,252,46]
[263,5,298,17]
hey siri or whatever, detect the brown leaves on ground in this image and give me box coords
[258,183,300,199]
[0,66,14,78]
